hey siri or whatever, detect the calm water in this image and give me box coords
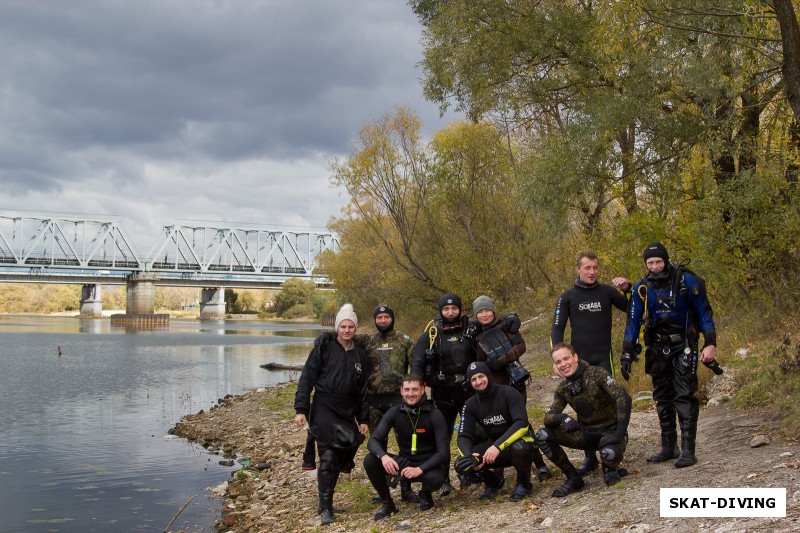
[0,316,322,533]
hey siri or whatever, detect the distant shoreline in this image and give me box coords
[0,311,320,322]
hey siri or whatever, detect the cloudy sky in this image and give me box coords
[0,0,456,252]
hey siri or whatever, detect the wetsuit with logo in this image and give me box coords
[551,279,628,374]
[457,376,535,488]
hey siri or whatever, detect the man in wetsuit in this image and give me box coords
[621,242,717,468]
[535,343,631,497]
[550,251,629,475]
[411,293,476,495]
[294,304,369,525]
[364,374,449,520]
[362,304,416,503]
[455,361,537,502]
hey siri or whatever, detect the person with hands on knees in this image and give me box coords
[455,362,537,503]
[294,304,369,526]
[621,242,718,468]
[363,374,449,521]
[535,343,632,497]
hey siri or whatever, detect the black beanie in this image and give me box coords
[373,304,395,321]
[437,293,462,313]
[642,242,669,263]
[466,361,491,383]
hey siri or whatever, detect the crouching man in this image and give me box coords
[536,343,632,497]
[455,361,537,502]
[363,374,450,521]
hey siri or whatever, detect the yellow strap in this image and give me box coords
[637,284,649,345]
[497,427,531,451]
[426,319,438,350]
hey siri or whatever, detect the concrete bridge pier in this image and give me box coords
[80,284,102,317]
[126,273,157,314]
[200,287,226,319]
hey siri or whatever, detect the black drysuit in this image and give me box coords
[294,335,369,515]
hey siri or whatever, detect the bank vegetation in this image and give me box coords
[320,0,800,436]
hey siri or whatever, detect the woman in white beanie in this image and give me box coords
[294,303,369,525]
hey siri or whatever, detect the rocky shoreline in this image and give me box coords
[171,375,800,532]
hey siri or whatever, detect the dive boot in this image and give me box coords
[509,482,533,502]
[576,451,599,475]
[675,430,697,468]
[373,500,398,521]
[400,478,419,503]
[320,508,334,525]
[439,479,453,496]
[536,465,552,481]
[647,433,680,463]
[552,476,584,497]
[552,464,584,498]
[675,450,697,468]
[478,476,505,500]
[419,489,435,511]
[602,464,621,486]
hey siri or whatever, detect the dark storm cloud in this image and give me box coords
[0,0,455,240]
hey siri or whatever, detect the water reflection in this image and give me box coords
[0,316,321,533]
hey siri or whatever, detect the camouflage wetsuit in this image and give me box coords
[362,330,414,430]
[536,360,631,483]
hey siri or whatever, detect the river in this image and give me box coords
[0,315,322,533]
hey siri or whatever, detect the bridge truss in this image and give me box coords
[0,211,142,270]
[145,221,339,276]
[0,211,339,286]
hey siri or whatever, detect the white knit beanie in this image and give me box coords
[335,303,358,330]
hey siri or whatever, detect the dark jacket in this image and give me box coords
[367,396,450,472]
[294,333,369,448]
[474,319,525,386]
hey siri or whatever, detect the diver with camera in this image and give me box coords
[471,294,550,481]
[621,242,719,469]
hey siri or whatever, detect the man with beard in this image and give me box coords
[411,293,476,495]
[363,374,449,520]
[550,251,629,475]
[621,242,718,468]
[294,304,369,525]
[454,361,537,502]
[362,304,416,502]
[535,343,631,497]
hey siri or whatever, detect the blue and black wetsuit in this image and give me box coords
[623,264,716,454]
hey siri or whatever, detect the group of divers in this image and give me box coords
[293,243,719,524]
